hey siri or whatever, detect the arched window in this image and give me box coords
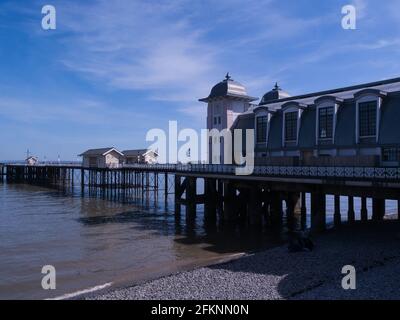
[254,107,270,145]
[284,111,298,142]
[354,89,387,144]
[314,96,342,145]
[256,116,268,143]
[281,102,305,147]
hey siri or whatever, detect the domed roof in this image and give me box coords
[199,73,257,102]
[260,83,290,105]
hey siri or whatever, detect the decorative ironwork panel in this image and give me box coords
[375,168,385,179]
[300,167,309,176]
[334,167,343,177]
[309,167,318,176]
[317,167,326,177]
[326,167,336,177]
[292,167,301,176]
[386,168,397,179]
[354,168,365,178]
[261,166,267,175]
[344,167,354,177]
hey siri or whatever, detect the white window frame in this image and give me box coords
[282,106,303,147]
[254,108,270,146]
[212,103,222,129]
[315,100,339,145]
[355,94,382,143]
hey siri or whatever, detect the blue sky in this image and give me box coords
[0,0,399,160]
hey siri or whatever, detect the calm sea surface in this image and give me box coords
[0,181,397,299]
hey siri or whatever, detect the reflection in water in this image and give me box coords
[0,181,397,300]
[0,182,284,300]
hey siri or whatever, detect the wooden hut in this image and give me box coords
[79,147,124,168]
[122,149,158,164]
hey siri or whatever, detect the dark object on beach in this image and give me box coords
[288,231,314,253]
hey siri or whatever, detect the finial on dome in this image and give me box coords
[259,82,290,105]
[225,72,232,81]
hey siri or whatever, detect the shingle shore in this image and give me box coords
[87,222,400,300]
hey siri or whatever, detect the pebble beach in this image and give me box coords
[87,221,400,300]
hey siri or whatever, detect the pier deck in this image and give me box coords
[1,163,399,232]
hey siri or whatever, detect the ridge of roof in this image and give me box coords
[260,77,400,105]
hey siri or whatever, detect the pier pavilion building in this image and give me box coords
[201,75,400,167]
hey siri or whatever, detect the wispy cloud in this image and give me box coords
[177,104,206,119]
[54,0,329,104]
[352,0,368,19]
[56,0,219,103]
[2,0,400,160]
[0,96,151,128]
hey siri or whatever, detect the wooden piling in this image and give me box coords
[247,185,263,227]
[204,178,217,222]
[300,192,307,230]
[80,169,84,189]
[311,192,326,233]
[174,175,182,216]
[334,194,341,227]
[361,197,368,222]
[398,200,400,221]
[270,191,283,227]
[223,181,236,222]
[372,198,385,221]
[286,192,300,231]
[185,177,197,218]
[348,196,355,224]
[164,173,168,201]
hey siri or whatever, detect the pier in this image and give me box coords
[2,163,400,233]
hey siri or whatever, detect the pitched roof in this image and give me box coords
[259,77,400,107]
[122,149,147,157]
[78,147,123,157]
[122,149,158,157]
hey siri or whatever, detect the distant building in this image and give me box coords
[25,156,38,166]
[200,74,400,167]
[123,149,158,164]
[79,147,123,168]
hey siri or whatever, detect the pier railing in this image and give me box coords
[2,163,400,182]
[121,164,400,181]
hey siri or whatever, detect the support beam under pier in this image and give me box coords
[300,192,307,230]
[185,177,197,218]
[204,178,217,223]
[334,195,341,227]
[361,197,368,222]
[286,192,300,231]
[311,192,326,233]
[270,191,283,228]
[247,185,263,227]
[398,200,400,221]
[372,198,385,221]
[348,196,355,224]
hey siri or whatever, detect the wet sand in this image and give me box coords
[87,220,400,300]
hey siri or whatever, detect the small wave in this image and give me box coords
[47,282,113,300]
